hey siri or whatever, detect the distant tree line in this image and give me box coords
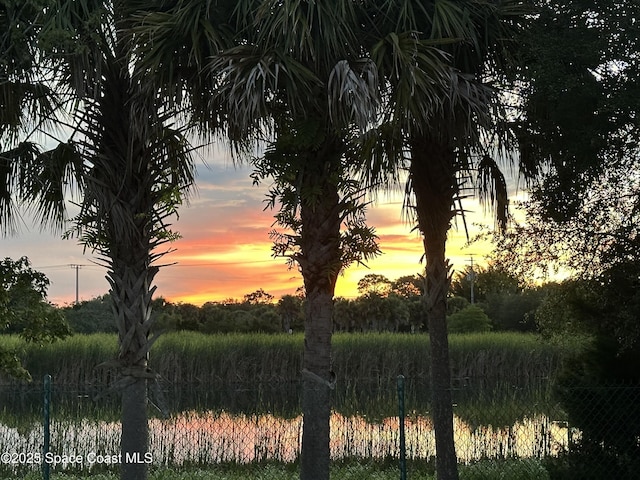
[58,265,620,338]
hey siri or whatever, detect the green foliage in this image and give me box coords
[536,264,640,478]
[357,274,391,296]
[460,458,549,480]
[277,294,304,332]
[451,264,521,303]
[0,458,555,480]
[484,290,542,332]
[447,305,492,334]
[515,0,640,224]
[0,331,573,391]
[61,295,117,333]
[0,345,29,380]
[390,274,423,299]
[534,281,592,339]
[492,1,640,283]
[535,265,640,350]
[551,339,640,479]
[0,256,71,379]
[56,272,576,337]
[243,288,275,305]
[447,295,469,315]
[251,145,381,278]
[57,293,294,336]
[450,265,540,332]
[333,293,412,332]
[1,0,62,235]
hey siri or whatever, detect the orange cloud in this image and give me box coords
[1,156,497,307]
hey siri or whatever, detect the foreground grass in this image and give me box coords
[4,458,550,480]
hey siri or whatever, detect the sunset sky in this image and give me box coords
[1,146,512,306]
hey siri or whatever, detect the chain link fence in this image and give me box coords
[0,377,639,479]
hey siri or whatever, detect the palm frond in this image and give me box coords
[372,31,452,126]
[477,154,509,231]
[38,0,112,100]
[206,46,323,143]
[431,0,470,42]
[350,121,408,190]
[0,142,39,235]
[327,58,380,132]
[26,141,83,232]
[253,0,361,72]
[131,1,236,117]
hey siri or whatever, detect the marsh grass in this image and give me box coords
[0,332,581,419]
[1,332,578,388]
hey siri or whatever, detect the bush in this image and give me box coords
[484,290,542,332]
[551,337,640,479]
[447,305,492,333]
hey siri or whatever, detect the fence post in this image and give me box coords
[43,374,51,480]
[397,375,407,480]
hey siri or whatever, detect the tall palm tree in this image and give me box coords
[363,2,526,479]
[207,4,383,478]
[133,2,458,478]
[35,2,196,479]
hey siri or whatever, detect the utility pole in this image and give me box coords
[466,255,476,305]
[70,264,82,304]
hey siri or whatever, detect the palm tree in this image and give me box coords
[1,0,62,235]
[211,6,383,478]
[364,2,526,478]
[133,2,458,478]
[34,2,196,479]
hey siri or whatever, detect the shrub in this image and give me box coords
[447,305,492,333]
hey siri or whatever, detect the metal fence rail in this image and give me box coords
[0,376,638,479]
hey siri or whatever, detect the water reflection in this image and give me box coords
[0,411,568,471]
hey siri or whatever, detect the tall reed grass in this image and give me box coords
[1,332,581,388]
[0,332,582,419]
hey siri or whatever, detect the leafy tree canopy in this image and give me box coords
[356,273,391,297]
[0,256,71,379]
[451,263,521,302]
[500,0,640,281]
[60,294,117,334]
[390,275,423,299]
[243,288,275,305]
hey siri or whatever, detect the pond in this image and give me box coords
[0,376,569,473]
[0,410,569,472]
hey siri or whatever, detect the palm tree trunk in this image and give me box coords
[108,255,157,480]
[410,137,459,480]
[120,377,148,479]
[300,289,334,480]
[298,147,342,480]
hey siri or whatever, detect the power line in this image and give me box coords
[168,259,277,267]
[36,263,95,270]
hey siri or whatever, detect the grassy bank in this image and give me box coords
[1,458,551,480]
[0,332,582,387]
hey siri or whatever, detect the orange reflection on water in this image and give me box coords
[149,411,303,463]
[146,411,568,465]
[0,412,569,468]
